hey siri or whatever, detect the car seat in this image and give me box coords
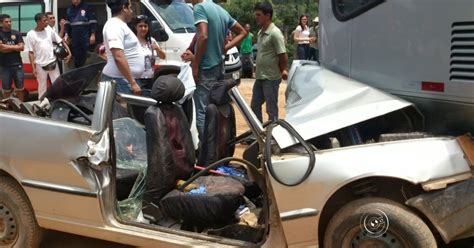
[142,76,245,230]
[198,80,237,167]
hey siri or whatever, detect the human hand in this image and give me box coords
[90,34,96,45]
[65,54,72,64]
[131,81,142,95]
[181,50,194,62]
[281,70,288,80]
[60,19,66,28]
[32,68,37,78]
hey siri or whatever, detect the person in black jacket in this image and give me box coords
[64,0,97,68]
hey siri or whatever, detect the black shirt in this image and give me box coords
[0,29,23,66]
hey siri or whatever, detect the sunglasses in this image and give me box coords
[136,15,148,21]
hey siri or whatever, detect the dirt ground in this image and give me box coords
[234,79,287,157]
[40,78,286,247]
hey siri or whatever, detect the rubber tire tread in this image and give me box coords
[0,175,43,248]
[323,197,437,248]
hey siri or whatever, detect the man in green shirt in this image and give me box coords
[191,0,246,139]
[240,23,254,78]
[251,2,288,122]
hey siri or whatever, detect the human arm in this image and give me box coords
[0,33,24,52]
[64,9,72,42]
[61,39,72,63]
[293,26,311,43]
[181,34,196,62]
[192,22,208,83]
[275,31,288,80]
[224,22,247,53]
[309,28,317,43]
[278,53,288,80]
[110,48,141,95]
[89,32,96,45]
[28,51,37,78]
[88,4,97,45]
[151,39,166,59]
[59,19,66,38]
[0,42,24,53]
[181,50,194,62]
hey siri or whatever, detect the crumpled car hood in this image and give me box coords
[272,61,415,148]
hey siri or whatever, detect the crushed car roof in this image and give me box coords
[272,61,415,148]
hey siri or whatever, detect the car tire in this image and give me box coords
[0,175,43,247]
[323,197,437,248]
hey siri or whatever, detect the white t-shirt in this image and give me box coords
[25,27,61,66]
[295,25,310,44]
[102,17,144,78]
[139,37,158,79]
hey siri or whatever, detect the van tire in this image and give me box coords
[0,175,43,247]
[323,197,436,248]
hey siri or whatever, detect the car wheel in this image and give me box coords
[323,197,437,248]
[0,175,43,247]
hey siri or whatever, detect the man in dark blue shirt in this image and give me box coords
[0,14,25,101]
[64,0,97,68]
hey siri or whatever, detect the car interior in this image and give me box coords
[0,63,270,245]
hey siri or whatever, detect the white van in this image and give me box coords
[0,0,241,96]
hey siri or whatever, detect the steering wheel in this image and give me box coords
[50,99,92,125]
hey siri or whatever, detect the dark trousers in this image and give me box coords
[250,78,281,122]
[71,29,90,68]
[309,47,319,61]
[297,44,311,60]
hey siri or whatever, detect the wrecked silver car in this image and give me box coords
[0,61,473,247]
[0,62,284,247]
[264,61,474,246]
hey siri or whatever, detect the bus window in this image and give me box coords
[332,0,384,22]
[0,3,43,35]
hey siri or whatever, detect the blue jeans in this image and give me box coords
[297,44,311,60]
[1,65,24,92]
[194,63,224,139]
[251,78,281,122]
[101,74,132,94]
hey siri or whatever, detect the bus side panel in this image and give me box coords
[320,0,474,135]
[319,0,352,77]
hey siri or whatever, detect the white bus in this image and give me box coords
[319,0,474,135]
[0,0,241,97]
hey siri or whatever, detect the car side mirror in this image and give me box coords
[150,20,169,42]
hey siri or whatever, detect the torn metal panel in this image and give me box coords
[274,61,418,148]
[406,177,474,243]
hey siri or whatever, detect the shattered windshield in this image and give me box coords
[150,0,196,33]
[114,118,147,163]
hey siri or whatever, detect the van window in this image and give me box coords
[332,0,384,22]
[0,3,43,34]
[149,0,195,33]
